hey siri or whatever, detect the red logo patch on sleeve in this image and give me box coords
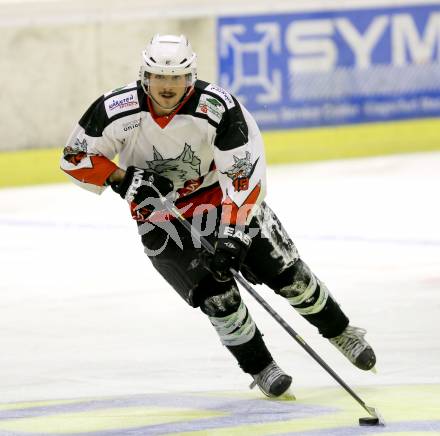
[222,152,259,192]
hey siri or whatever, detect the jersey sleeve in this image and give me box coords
[207,86,267,227]
[60,95,121,194]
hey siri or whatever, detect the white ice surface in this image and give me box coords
[0,152,439,403]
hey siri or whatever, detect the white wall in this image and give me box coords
[0,3,218,151]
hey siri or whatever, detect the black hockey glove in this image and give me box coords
[208,225,252,282]
[111,166,173,203]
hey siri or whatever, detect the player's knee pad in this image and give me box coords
[199,281,241,317]
[200,284,257,347]
[273,259,329,316]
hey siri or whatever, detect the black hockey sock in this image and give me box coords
[302,296,349,339]
[266,259,349,339]
[226,328,273,375]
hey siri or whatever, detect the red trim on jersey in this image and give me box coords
[62,155,118,186]
[177,175,204,197]
[130,182,261,225]
[147,88,195,129]
[145,184,223,223]
[176,184,223,217]
[221,182,261,226]
[130,202,152,221]
[208,160,216,172]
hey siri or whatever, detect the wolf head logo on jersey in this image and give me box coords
[145,143,201,187]
[63,138,88,166]
[222,151,259,192]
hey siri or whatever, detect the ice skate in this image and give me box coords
[329,325,376,370]
[250,361,292,397]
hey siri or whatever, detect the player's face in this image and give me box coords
[148,74,188,114]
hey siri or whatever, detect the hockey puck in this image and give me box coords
[359,417,380,426]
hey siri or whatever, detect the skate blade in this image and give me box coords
[278,389,296,401]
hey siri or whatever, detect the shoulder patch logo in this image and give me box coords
[104,91,139,117]
[207,97,222,107]
[196,94,226,124]
[205,84,235,109]
[222,151,259,192]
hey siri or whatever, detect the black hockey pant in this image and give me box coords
[140,202,348,375]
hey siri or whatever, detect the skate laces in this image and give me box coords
[329,326,368,362]
[249,361,284,393]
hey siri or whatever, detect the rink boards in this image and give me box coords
[0,116,439,188]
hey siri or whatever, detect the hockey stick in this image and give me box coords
[159,196,384,426]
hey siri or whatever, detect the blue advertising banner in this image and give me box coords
[218,5,440,129]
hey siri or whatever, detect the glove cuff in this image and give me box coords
[110,166,136,199]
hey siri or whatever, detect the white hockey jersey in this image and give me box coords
[61,80,267,226]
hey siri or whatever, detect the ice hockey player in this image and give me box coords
[61,34,376,398]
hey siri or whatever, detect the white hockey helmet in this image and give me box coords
[140,34,197,92]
